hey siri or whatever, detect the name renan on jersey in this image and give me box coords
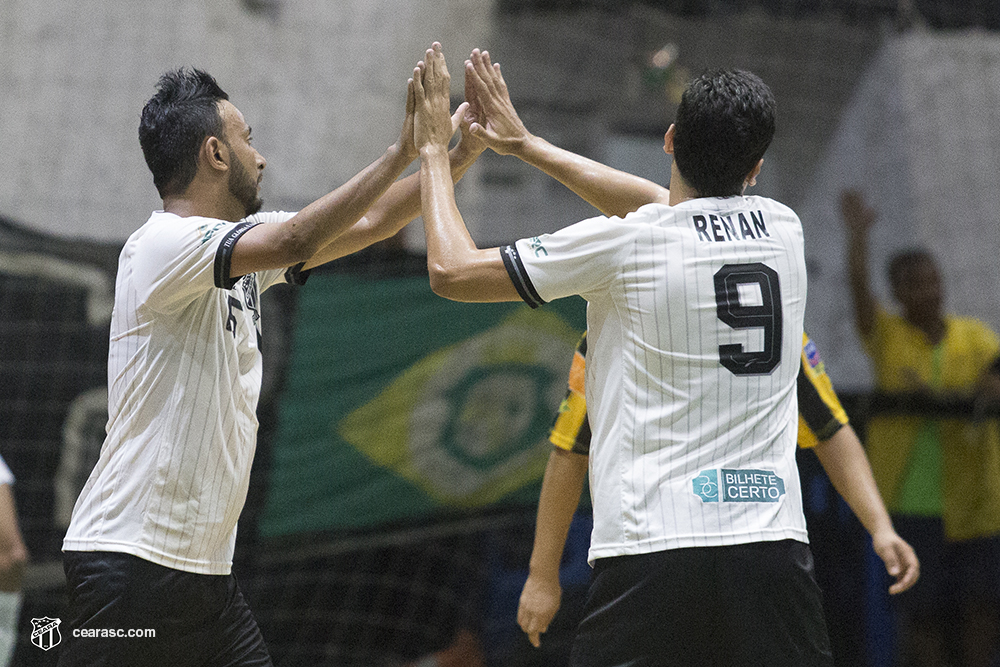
[692,211,769,243]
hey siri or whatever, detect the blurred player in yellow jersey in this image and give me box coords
[517,331,921,648]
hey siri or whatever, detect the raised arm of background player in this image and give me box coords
[841,190,1000,405]
[464,48,670,217]
[840,189,879,339]
[517,333,921,648]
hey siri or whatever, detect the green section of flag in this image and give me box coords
[261,272,586,538]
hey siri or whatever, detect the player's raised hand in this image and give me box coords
[840,189,877,238]
[465,49,531,155]
[453,57,487,159]
[395,77,418,162]
[413,42,459,153]
[517,570,562,648]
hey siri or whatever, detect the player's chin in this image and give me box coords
[246,198,263,218]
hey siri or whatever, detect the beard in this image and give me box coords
[228,152,263,218]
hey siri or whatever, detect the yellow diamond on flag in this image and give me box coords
[338,307,579,507]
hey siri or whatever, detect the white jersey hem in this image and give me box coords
[587,527,810,565]
[62,540,233,576]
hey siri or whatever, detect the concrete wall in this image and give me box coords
[0,0,491,241]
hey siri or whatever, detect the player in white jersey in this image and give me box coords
[58,68,482,667]
[411,44,831,665]
[516,332,919,651]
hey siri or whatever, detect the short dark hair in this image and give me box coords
[138,68,229,198]
[671,69,776,197]
[887,248,936,288]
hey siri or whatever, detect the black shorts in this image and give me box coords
[570,540,833,667]
[57,550,272,667]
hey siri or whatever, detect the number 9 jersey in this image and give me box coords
[501,196,808,563]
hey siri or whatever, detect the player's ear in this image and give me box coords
[744,158,763,189]
[203,136,229,173]
[663,124,676,155]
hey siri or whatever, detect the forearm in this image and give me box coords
[845,231,876,338]
[306,144,481,266]
[974,362,1000,419]
[0,487,26,592]
[374,143,481,235]
[528,448,589,578]
[978,359,1000,397]
[419,144,514,301]
[290,143,412,265]
[421,143,475,257]
[813,425,894,537]
[516,136,669,218]
[230,143,408,277]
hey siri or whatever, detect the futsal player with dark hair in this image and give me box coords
[412,42,856,664]
[57,66,482,666]
[516,331,919,649]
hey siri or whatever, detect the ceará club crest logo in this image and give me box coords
[30,616,62,651]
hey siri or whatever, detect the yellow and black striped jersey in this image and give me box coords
[796,333,850,449]
[550,331,848,454]
[549,332,590,455]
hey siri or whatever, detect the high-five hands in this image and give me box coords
[412,42,466,153]
[396,77,418,162]
[464,49,532,155]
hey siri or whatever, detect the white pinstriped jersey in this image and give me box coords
[502,196,808,563]
[62,210,305,575]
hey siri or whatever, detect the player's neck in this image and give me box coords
[908,312,947,346]
[667,168,701,206]
[162,182,244,222]
[666,162,762,205]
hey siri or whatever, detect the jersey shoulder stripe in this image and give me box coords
[500,244,546,309]
[214,222,256,289]
[284,262,311,286]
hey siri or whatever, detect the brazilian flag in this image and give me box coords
[261,269,586,537]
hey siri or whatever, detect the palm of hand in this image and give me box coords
[475,87,527,153]
[464,54,527,154]
[457,103,486,153]
[484,107,522,146]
